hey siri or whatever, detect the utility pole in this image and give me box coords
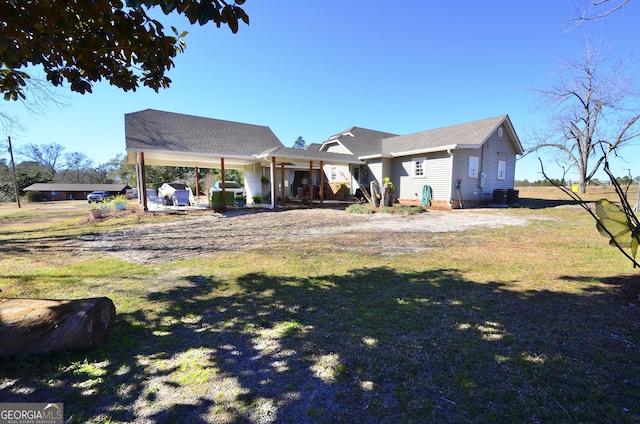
[7,136,21,208]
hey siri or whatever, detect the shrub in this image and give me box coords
[252,194,262,204]
[24,191,46,202]
[346,203,374,214]
[379,205,424,215]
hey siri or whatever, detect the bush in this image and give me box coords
[24,191,47,202]
[346,203,374,214]
[252,194,262,204]
[378,205,424,215]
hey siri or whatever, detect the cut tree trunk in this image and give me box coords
[0,297,116,356]
[380,183,394,207]
[370,181,380,208]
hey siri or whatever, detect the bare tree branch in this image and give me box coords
[569,0,630,29]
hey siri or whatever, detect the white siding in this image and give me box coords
[366,160,383,187]
[394,153,452,202]
[324,142,352,155]
[322,164,351,183]
[243,165,263,203]
[451,125,519,203]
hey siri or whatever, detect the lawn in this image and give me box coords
[0,187,639,423]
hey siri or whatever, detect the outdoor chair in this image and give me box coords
[171,189,191,207]
[146,189,165,210]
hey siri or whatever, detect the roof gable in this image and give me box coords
[319,127,398,158]
[381,115,523,156]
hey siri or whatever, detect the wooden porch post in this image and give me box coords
[319,160,324,204]
[139,152,147,211]
[195,166,200,197]
[308,160,313,208]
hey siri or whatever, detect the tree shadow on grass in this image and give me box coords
[517,197,583,209]
[1,268,639,423]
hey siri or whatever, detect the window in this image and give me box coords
[497,160,506,180]
[413,157,426,178]
[330,166,337,181]
[468,156,479,178]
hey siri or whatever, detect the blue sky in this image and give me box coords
[3,1,640,182]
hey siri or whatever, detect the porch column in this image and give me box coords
[270,156,276,209]
[195,166,200,197]
[319,160,324,204]
[138,152,148,211]
[280,162,285,205]
[309,160,313,208]
[220,158,226,201]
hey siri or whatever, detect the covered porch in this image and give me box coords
[127,147,363,211]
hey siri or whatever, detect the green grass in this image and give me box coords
[0,194,639,423]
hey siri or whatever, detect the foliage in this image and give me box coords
[383,176,394,191]
[111,194,127,205]
[23,191,46,202]
[0,0,249,100]
[252,194,262,204]
[345,203,374,214]
[335,182,349,200]
[378,205,424,215]
[540,149,640,267]
[260,175,270,185]
[293,136,306,149]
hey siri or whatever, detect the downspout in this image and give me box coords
[447,149,454,208]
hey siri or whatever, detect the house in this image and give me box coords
[124,109,523,209]
[312,115,524,208]
[22,183,130,201]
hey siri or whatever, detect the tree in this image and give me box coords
[293,136,306,149]
[102,154,137,185]
[63,152,94,184]
[527,42,640,193]
[17,142,65,181]
[0,0,249,101]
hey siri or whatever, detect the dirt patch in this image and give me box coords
[73,208,540,265]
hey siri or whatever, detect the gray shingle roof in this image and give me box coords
[320,127,399,157]
[265,146,363,164]
[125,109,283,157]
[381,115,522,156]
[24,183,129,192]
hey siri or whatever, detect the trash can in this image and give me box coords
[493,189,508,204]
[571,184,579,193]
[211,191,224,207]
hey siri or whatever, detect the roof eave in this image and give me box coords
[389,144,461,157]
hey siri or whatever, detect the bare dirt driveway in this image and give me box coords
[77,207,539,265]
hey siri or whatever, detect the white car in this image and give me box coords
[210,181,245,197]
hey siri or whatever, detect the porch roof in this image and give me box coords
[125,109,361,169]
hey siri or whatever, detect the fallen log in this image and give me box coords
[0,297,116,356]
